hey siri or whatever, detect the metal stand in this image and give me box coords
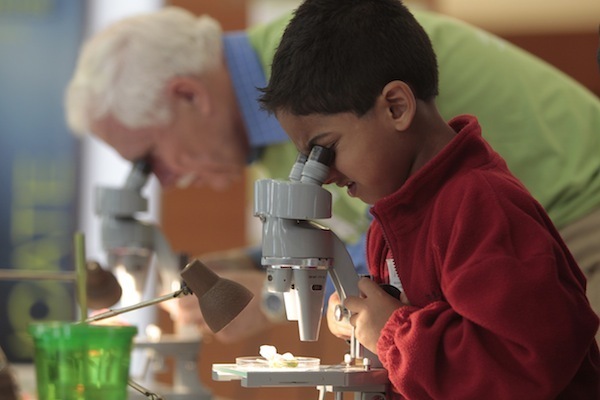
[131,334,212,400]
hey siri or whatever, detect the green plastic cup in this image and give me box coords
[28,322,137,400]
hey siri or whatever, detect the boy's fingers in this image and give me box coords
[357,277,381,295]
[329,291,341,304]
[343,295,362,312]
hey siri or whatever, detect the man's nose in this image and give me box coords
[148,158,177,187]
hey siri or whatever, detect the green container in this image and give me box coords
[28,322,137,400]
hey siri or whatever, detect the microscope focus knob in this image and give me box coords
[334,303,350,322]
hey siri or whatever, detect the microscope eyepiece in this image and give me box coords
[308,146,334,166]
[134,158,153,175]
[289,153,309,181]
[300,146,333,185]
[296,153,309,164]
[124,158,152,191]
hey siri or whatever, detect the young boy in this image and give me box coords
[259,0,599,398]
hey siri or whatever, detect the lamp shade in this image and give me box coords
[180,259,254,333]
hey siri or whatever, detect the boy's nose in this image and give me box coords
[324,167,340,185]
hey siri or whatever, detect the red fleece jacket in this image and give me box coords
[368,115,599,399]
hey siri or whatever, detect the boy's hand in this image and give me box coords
[326,291,354,340]
[344,277,404,354]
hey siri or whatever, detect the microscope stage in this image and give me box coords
[212,363,388,391]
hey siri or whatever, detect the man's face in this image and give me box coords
[91,92,248,191]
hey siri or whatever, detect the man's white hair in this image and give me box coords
[65,7,223,134]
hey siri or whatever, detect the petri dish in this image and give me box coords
[235,356,320,369]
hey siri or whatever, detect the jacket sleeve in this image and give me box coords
[376,175,599,399]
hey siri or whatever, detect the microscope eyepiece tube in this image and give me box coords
[124,158,152,190]
[288,153,308,181]
[301,146,334,186]
[308,145,334,165]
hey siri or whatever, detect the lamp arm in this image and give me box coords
[83,286,191,324]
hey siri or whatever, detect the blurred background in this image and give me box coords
[0,0,598,399]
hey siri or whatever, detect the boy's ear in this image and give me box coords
[382,80,416,131]
[167,76,211,115]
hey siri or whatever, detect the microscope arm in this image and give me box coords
[329,233,360,303]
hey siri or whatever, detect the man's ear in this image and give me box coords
[167,76,211,115]
[382,80,416,131]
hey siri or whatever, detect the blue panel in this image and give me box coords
[0,0,85,361]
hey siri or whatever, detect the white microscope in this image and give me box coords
[94,159,212,400]
[212,146,388,400]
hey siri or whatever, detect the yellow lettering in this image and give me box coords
[12,237,64,271]
[11,157,74,271]
[12,157,75,207]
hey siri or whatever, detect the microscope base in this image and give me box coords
[132,334,212,400]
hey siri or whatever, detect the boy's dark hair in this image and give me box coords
[259,0,439,117]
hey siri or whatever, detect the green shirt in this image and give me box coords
[248,9,600,234]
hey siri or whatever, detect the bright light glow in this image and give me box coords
[145,323,163,342]
[114,265,141,305]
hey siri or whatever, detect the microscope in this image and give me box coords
[94,159,212,400]
[94,160,179,302]
[212,147,388,400]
